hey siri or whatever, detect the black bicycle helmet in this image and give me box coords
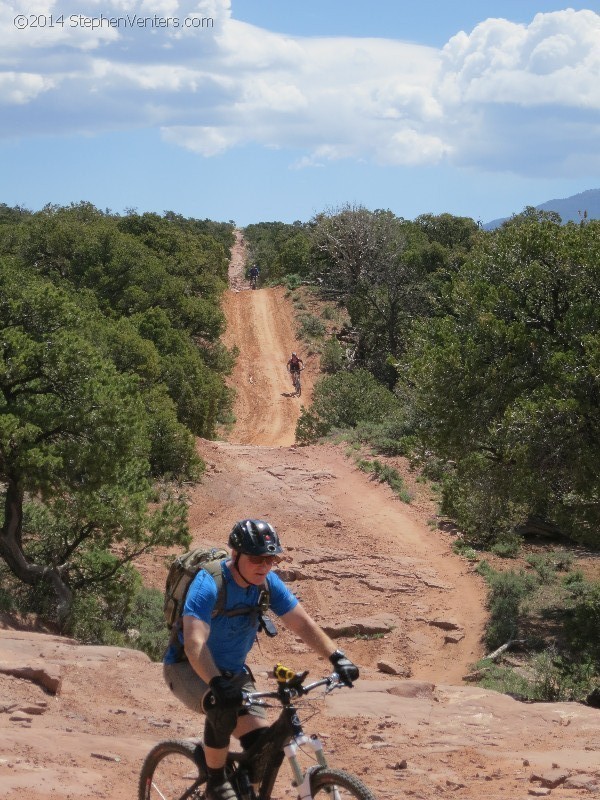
[228,519,283,556]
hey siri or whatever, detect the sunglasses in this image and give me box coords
[245,554,281,565]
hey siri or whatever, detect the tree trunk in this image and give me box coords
[1,478,73,622]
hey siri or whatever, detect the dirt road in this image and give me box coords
[222,231,315,446]
[214,229,487,681]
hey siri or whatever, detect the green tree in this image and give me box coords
[0,203,233,441]
[311,205,431,384]
[407,218,600,546]
[414,212,479,251]
[244,221,310,282]
[276,232,311,277]
[0,263,189,623]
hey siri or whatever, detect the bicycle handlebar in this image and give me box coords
[242,672,346,708]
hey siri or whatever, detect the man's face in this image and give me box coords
[237,552,281,583]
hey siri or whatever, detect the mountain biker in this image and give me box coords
[249,264,259,287]
[287,352,303,386]
[163,519,359,800]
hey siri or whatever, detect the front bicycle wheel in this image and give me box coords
[139,739,207,800]
[310,767,377,800]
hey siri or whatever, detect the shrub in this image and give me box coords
[526,553,560,584]
[298,314,326,339]
[312,369,401,430]
[565,581,600,667]
[295,406,331,444]
[123,586,168,662]
[438,454,529,550]
[477,565,537,650]
[351,457,412,503]
[284,273,303,290]
[452,541,479,561]
[562,570,587,590]
[67,594,127,647]
[490,533,522,559]
[353,412,413,456]
[478,654,597,702]
[528,651,597,702]
[370,460,412,503]
[320,336,345,373]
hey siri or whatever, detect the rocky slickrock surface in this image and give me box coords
[1,626,599,799]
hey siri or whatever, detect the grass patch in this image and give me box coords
[354,456,412,503]
[472,556,600,702]
[475,652,598,702]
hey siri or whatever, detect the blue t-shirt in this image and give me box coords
[164,561,298,672]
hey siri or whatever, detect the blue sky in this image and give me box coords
[1,1,599,225]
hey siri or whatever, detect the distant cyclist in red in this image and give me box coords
[286,352,304,394]
[287,352,303,377]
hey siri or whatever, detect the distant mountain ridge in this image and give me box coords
[483,188,600,230]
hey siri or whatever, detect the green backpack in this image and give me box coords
[163,545,272,632]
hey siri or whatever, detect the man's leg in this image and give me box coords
[203,673,268,800]
[163,661,237,800]
[204,701,268,764]
[203,706,238,800]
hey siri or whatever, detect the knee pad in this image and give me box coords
[204,706,238,749]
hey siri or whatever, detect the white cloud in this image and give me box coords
[435,9,600,173]
[1,3,599,177]
[161,124,233,155]
[0,72,55,104]
[440,9,600,107]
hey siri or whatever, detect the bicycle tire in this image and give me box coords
[139,739,207,800]
[310,767,377,800]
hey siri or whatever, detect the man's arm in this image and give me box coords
[279,602,337,659]
[280,602,360,685]
[183,615,221,683]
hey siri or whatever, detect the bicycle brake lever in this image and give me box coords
[242,697,272,709]
[325,673,346,692]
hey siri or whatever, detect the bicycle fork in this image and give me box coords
[284,734,341,800]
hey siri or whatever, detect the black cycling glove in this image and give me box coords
[207,675,244,709]
[329,650,359,687]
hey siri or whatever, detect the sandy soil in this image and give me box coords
[1,230,598,800]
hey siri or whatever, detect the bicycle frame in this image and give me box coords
[227,674,339,800]
[289,367,302,394]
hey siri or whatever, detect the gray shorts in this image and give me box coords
[163,661,266,720]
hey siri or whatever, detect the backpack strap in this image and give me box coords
[202,559,229,618]
[202,560,269,619]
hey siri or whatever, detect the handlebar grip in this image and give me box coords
[274,664,296,683]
